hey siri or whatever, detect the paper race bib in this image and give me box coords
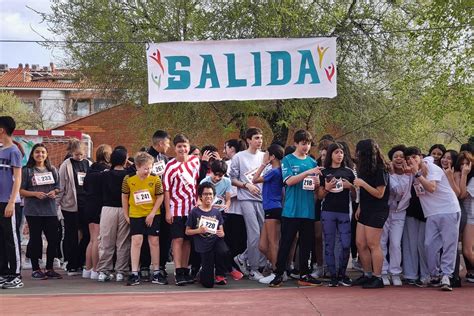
[213,196,225,208]
[133,189,153,205]
[413,183,425,196]
[330,178,344,193]
[152,161,166,176]
[180,170,195,186]
[244,168,258,184]
[303,177,315,190]
[33,172,55,186]
[198,215,219,234]
[77,172,86,186]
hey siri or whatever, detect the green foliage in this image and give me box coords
[39,0,473,150]
[0,92,44,129]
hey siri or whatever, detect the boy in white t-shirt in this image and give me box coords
[406,147,461,291]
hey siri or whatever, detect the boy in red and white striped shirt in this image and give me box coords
[163,134,200,285]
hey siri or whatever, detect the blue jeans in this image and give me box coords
[321,211,351,277]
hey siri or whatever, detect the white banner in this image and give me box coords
[147,37,336,104]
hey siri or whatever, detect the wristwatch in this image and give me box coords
[415,171,422,178]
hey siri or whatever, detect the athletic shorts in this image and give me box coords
[358,210,388,229]
[130,215,161,236]
[265,208,282,220]
[170,216,190,240]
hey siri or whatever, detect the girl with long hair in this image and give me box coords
[20,143,62,279]
[352,139,390,289]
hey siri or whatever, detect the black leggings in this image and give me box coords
[62,209,90,270]
[26,216,58,270]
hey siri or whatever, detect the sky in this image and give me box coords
[0,0,66,68]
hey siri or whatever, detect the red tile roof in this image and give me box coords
[0,66,90,90]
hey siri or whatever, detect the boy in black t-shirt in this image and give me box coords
[186,183,242,288]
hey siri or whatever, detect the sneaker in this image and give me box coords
[82,269,91,279]
[140,268,150,282]
[352,259,363,272]
[126,274,140,286]
[152,271,168,285]
[311,265,323,279]
[328,277,339,287]
[282,271,288,282]
[249,270,264,281]
[67,269,81,276]
[404,278,416,285]
[362,276,384,289]
[466,272,474,283]
[392,275,403,286]
[259,273,276,284]
[429,277,442,287]
[159,266,168,277]
[45,270,62,279]
[289,268,300,279]
[382,274,391,286]
[90,270,99,280]
[22,258,32,270]
[175,272,187,286]
[269,274,283,287]
[184,270,195,284]
[441,275,452,291]
[298,274,323,287]
[2,276,24,289]
[338,276,352,287]
[0,275,8,285]
[116,272,124,282]
[230,269,243,281]
[98,272,112,282]
[215,275,227,285]
[54,258,62,269]
[233,254,249,276]
[415,278,429,288]
[352,275,371,286]
[31,270,48,280]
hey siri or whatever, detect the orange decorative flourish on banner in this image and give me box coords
[150,49,165,73]
[317,45,329,68]
[325,63,335,83]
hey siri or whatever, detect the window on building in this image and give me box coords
[22,100,35,111]
[93,99,114,112]
[72,99,90,116]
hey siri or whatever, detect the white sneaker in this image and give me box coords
[441,275,452,291]
[311,266,323,279]
[392,275,402,286]
[116,272,124,282]
[249,270,264,281]
[282,271,288,282]
[53,258,62,269]
[90,270,99,280]
[233,254,249,276]
[22,258,32,270]
[98,272,112,282]
[259,273,276,284]
[382,274,391,286]
[82,269,91,279]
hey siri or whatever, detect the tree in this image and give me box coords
[0,92,44,129]
[38,0,472,150]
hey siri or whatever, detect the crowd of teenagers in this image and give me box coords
[0,115,473,291]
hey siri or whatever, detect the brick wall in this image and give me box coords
[57,103,143,159]
[55,103,277,160]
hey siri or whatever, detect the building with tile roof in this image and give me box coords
[0,63,119,127]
